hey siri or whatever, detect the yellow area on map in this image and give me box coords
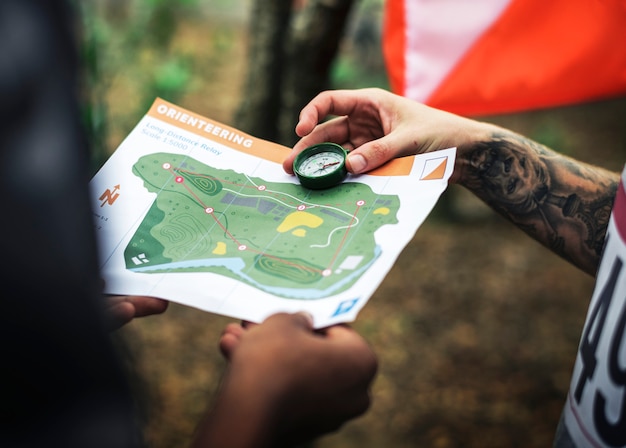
[374,207,390,215]
[212,241,227,255]
[277,211,323,238]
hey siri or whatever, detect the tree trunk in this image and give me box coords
[279,0,355,146]
[233,0,292,142]
[235,0,356,147]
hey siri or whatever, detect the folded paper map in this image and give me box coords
[90,98,455,328]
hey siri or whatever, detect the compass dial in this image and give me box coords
[297,151,345,177]
[293,143,348,189]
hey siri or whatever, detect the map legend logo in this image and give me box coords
[420,156,448,180]
[99,184,120,207]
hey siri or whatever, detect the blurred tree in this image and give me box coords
[78,0,198,173]
[235,0,355,147]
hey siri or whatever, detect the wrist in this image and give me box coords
[192,366,287,448]
[450,120,502,186]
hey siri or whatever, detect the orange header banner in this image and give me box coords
[148,98,415,176]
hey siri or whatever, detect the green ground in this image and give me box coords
[127,152,399,298]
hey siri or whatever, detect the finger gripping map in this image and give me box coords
[127,152,399,299]
[91,98,455,327]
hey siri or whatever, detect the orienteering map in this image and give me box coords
[91,98,455,327]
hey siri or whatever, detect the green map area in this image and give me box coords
[125,152,400,299]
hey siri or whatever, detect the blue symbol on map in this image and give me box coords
[332,298,359,317]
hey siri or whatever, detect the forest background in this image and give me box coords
[80,1,626,447]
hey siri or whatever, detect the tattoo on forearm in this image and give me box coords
[463,132,618,274]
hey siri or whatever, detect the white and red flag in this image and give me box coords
[383,0,626,116]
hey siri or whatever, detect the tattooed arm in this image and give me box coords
[456,128,618,275]
[284,88,619,275]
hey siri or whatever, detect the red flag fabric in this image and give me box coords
[383,0,626,116]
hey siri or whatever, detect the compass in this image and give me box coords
[293,142,348,190]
